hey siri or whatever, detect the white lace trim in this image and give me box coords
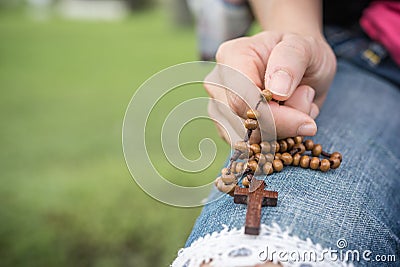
[171,223,353,267]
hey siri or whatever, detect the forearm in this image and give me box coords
[249,0,323,38]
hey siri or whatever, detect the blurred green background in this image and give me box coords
[0,1,234,266]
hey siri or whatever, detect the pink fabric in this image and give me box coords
[360,1,400,66]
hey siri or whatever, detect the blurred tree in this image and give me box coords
[0,0,24,8]
[125,0,154,10]
[165,0,193,27]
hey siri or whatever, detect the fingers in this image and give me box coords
[205,63,260,120]
[269,101,317,138]
[284,85,319,118]
[207,32,322,143]
[205,78,247,146]
[206,65,278,143]
[244,95,317,141]
[215,33,282,118]
[265,35,313,100]
[207,96,244,146]
[206,81,318,143]
[216,33,281,89]
[309,103,319,119]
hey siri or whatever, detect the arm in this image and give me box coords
[250,0,322,38]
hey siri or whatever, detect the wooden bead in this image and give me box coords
[221,167,230,175]
[244,119,258,130]
[272,159,284,172]
[230,150,241,161]
[214,176,221,187]
[254,153,267,166]
[261,89,273,102]
[304,139,314,151]
[242,176,250,187]
[248,149,253,158]
[234,141,247,152]
[310,157,320,170]
[218,179,236,194]
[216,177,223,189]
[246,109,260,119]
[330,152,342,162]
[239,148,253,159]
[320,159,330,172]
[300,155,310,168]
[230,161,237,173]
[293,143,306,154]
[281,152,293,165]
[279,140,288,153]
[250,143,261,154]
[247,160,258,172]
[265,153,274,163]
[294,136,304,144]
[286,137,295,150]
[260,141,271,153]
[263,162,273,175]
[270,141,280,153]
[292,153,301,166]
[312,144,322,157]
[221,173,236,184]
[235,162,244,173]
[254,166,263,176]
[329,157,341,169]
[228,189,235,197]
[274,153,282,160]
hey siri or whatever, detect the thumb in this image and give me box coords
[265,36,312,100]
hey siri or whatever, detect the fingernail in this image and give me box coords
[309,105,319,119]
[268,70,292,96]
[307,87,315,103]
[297,122,317,136]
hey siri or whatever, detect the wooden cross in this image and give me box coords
[234,179,278,235]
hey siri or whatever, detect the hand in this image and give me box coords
[205,31,336,143]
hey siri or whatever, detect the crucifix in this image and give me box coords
[233,178,278,235]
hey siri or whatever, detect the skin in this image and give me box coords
[206,0,337,141]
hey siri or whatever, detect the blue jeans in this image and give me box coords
[184,4,400,264]
[181,59,400,266]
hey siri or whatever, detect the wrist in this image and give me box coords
[250,0,323,39]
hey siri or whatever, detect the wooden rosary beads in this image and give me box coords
[213,88,342,235]
[214,89,343,196]
[215,90,342,235]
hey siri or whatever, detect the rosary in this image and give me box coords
[214,88,342,235]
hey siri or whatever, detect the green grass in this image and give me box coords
[0,7,229,267]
